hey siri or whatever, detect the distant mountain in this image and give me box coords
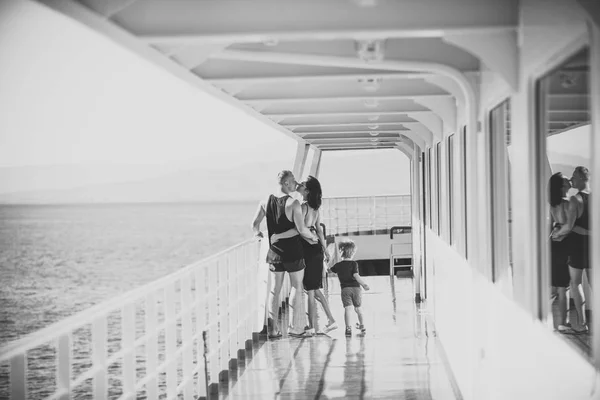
[0,150,411,204]
[0,161,291,204]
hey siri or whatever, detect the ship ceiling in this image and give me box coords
[73,0,522,153]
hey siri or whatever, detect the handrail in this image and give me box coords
[0,237,263,400]
[0,237,256,361]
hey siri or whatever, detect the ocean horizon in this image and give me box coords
[0,201,259,346]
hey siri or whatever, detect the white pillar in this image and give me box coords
[308,149,322,177]
[292,142,310,178]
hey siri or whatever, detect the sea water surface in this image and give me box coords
[0,202,257,346]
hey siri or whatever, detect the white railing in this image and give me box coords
[321,195,412,235]
[0,238,262,400]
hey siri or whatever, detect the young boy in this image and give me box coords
[329,240,370,336]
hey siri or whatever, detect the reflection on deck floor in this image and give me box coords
[220,276,461,399]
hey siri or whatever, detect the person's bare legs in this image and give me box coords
[307,290,317,330]
[355,306,364,327]
[314,289,336,325]
[344,306,352,328]
[554,287,568,328]
[569,266,586,329]
[288,269,307,335]
[269,271,285,334]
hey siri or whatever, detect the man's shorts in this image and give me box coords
[341,286,362,307]
[271,259,306,273]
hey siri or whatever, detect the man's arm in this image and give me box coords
[552,196,578,239]
[271,228,299,243]
[251,201,266,238]
[291,201,318,243]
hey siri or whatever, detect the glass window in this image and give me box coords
[448,135,454,245]
[462,126,468,258]
[537,47,591,357]
[428,148,433,230]
[489,100,512,283]
[436,142,442,235]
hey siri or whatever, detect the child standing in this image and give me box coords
[329,240,370,336]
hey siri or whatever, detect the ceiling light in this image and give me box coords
[369,131,380,136]
[370,137,379,142]
[370,142,379,146]
[352,0,378,7]
[368,124,379,130]
[263,38,279,47]
[363,99,379,108]
[355,39,386,62]
[367,115,380,121]
[358,77,382,92]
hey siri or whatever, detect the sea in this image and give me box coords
[0,202,257,346]
[0,202,260,398]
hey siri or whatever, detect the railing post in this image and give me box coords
[180,276,194,400]
[56,334,71,400]
[208,261,219,383]
[92,316,107,400]
[164,284,177,398]
[10,353,27,400]
[218,256,229,377]
[145,292,158,400]
[121,304,135,399]
[195,267,207,398]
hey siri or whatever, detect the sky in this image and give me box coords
[0,1,410,200]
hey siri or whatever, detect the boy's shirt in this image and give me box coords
[331,260,360,288]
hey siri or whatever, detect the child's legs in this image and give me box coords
[355,306,364,326]
[344,306,353,328]
[341,287,354,327]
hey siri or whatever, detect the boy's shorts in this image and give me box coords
[341,286,362,307]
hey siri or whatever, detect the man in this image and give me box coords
[251,170,317,338]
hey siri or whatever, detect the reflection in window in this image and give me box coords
[448,135,454,245]
[436,142,442,235]
[489,100,513,283]
[462,127,468,258]
[428,148,433,230]
[538,47,591,357]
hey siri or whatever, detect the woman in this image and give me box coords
[548,172,571,332]
[272,176,338,335]
[552,166,591,333]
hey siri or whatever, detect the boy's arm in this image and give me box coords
[353,273,370,290]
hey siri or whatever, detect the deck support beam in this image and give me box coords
[308,149,322,178]
[444,30,519,91]
[292,142,310,178]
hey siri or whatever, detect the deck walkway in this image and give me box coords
[218,275,461,399]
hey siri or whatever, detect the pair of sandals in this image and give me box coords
[268,330,305,339]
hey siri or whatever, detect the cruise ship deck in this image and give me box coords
[220,276,459,400]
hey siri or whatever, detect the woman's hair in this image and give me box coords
[338,240,357,259]
[304,175,322,210]
[548,172,565,207]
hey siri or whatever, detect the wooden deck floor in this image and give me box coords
[217,276,461,400]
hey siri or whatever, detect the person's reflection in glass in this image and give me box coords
[548,172,572,332]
